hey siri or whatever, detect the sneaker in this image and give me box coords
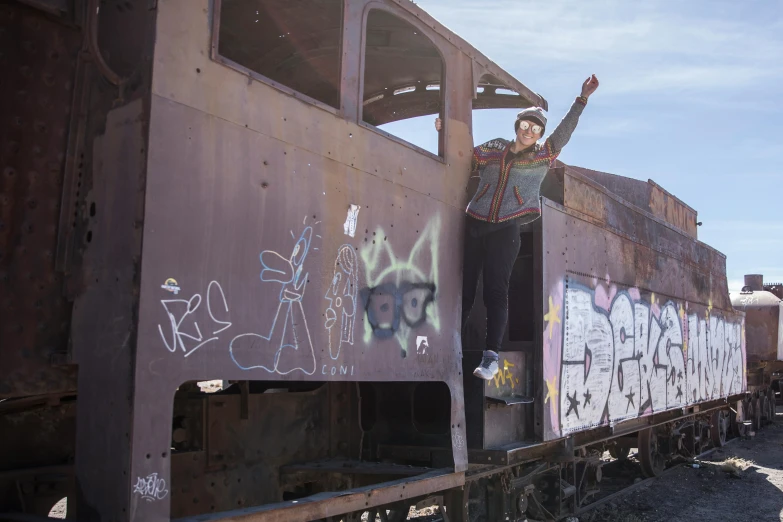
[473,353,499,380]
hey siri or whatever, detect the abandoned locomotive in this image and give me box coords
[0,0,775,521]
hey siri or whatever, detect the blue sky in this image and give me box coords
[380,0,783,293]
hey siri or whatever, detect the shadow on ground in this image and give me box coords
[582,410,783,522]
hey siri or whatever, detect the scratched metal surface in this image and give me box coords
[0,0,80,399]
[539,195,746,441]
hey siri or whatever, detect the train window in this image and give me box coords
[216,0,344,109]
[361,9,444,157]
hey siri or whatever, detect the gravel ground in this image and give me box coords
[582,410,783,522]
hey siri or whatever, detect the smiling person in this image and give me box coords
[435,74,599,380]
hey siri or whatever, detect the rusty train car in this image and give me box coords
[730,274,782,415]
[0,0,767,521]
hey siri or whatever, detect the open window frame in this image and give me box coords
[210,0,346,116]
[357,3,447,162]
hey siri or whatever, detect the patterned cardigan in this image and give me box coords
[466,96,587,224]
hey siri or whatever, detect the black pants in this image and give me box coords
[461,222,521,355]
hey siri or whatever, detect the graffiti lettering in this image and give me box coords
[321,364,355,376]
[489,359,519,390]
[157,281,231,357]
[555,284,744,436]
[133,473,168,502]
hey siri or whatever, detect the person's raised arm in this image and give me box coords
[545,74,599,156]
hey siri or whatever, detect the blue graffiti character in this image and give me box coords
[229,227,316,375]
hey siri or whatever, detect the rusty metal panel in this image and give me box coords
[0,401,76,471]
[540,198,746,441]
[168,386,331,518]
[128,67,465,522]
[172,469,464,522]
[648,180,697,239]
[0,0,81,398]
[15,0,71,18]
[562,170,729,310]
[136,94,460,381]
[564,165,698,239]
[70,97,148,520]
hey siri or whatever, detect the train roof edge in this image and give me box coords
[386,0,549,110]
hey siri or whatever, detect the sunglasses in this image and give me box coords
[518,120,543,135]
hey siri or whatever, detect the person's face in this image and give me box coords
[516,119,543,147]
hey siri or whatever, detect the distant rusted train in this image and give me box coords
[0,0,774,521]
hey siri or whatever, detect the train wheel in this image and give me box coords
[608,445,630,461]
[762,395,772,426]
[737,400,752,437]
[638,428,666,478]
[730,405,740,437]
[710,410,729,447]
[753,397,762,431]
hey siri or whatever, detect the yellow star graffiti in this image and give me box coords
[544,375,558,404]
[544,296,562,340]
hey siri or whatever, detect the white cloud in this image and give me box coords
[416,0,783,98]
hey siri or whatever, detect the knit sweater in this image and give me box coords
[466,96,587,225]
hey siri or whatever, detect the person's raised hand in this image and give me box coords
[434,117,442,131]
[581,74,599,98]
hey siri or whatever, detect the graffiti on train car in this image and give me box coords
[545,281,745,436]
[359,214,441,357]
[156,213,446,370]
[324,244,359,360]
[488,359,520,390]
[156,217,325,376]
[157,280,232,358]
[132,473,169,502]
[230,222,318,375]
